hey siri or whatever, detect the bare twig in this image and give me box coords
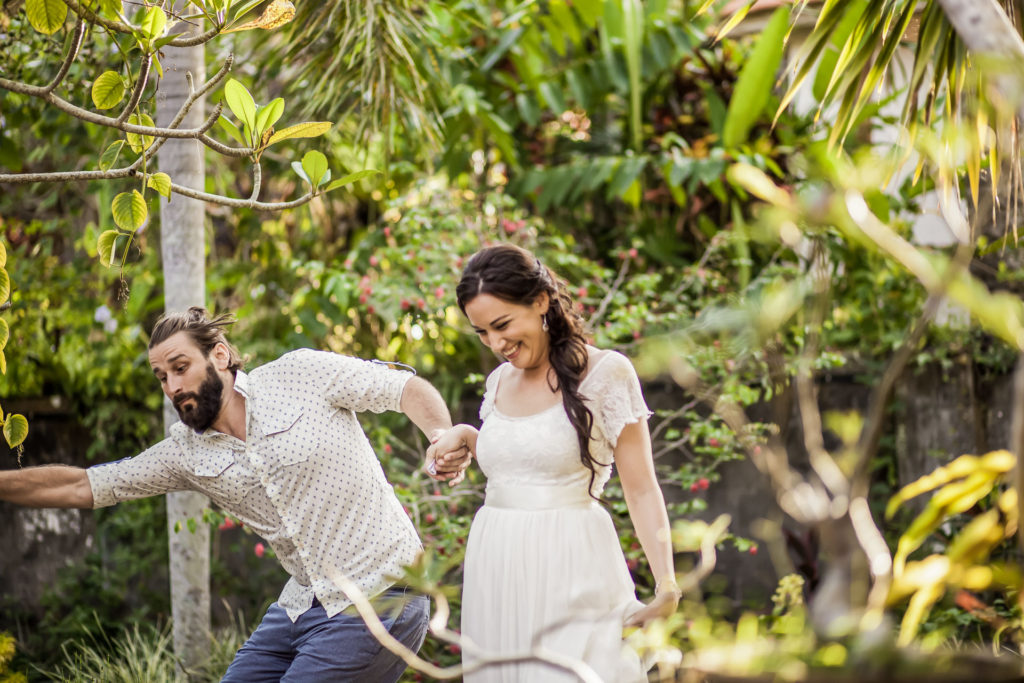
[327,572,606,682]
[114,54,153,126]
[41,17,87,94]
[591,258,631,326]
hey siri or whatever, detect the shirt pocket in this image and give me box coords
[188,451,255,507]
[259,409,309,467]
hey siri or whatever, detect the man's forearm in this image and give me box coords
[0,465,94,509]
[399,376,454,439]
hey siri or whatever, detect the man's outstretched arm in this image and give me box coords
[399,376,471,485]
[0,465,94,509]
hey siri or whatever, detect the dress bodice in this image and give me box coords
[475,351,651,495]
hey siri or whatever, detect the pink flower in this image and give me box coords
[435,287,445,299]
[369,255,379,266]
[577,287,587,298]
[254,543,265,558]
[384,227,392,237]
[628,247,638,258]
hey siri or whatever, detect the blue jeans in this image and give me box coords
[220,589,430,682]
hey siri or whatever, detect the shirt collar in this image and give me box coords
[233,369,250,399]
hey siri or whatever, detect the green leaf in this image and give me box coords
[290,161,310,184]
[99,140,125,171]
[147,172,172,199]
[255,97,285,139]
[91,71,126,110]
[3,414,27,448]
[218,115,246,146]
[0,269,9,306]
[111,190,147,231]
[0,240,6,268]
[152,32,184,50]
[96,230,121,267]
[125,113,155,153]
[0,318,7,351]
[223,79,257,140]
[322,169,382,193]
[722,6,790,148]
[266,121,333,146]
[301,150,329,189]
[138,6,167,41]
[25,0,67,34]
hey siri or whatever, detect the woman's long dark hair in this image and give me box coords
[457,244,606,496]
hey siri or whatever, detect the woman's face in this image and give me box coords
[464,292,550,371]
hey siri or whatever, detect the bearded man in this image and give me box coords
[0,307,469,682]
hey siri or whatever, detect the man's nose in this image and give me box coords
[167,376,184,395]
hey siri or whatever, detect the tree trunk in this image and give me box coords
[156,13,210,675]
[934,0,1024,56]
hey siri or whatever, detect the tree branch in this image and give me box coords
[41,16,87,94]
[62,0,221,48]
[115,54,153,126]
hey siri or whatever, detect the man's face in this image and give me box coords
[149,331,226,432]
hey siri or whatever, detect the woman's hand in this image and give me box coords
[425,425,476,487]
[623,587,681,628]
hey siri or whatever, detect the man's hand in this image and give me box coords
[424,426,475,487]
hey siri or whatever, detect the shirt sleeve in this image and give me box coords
[311,351,414,414]
[591,352,652,449]
[86,438,189,509]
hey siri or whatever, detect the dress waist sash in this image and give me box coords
[484,484,595,510]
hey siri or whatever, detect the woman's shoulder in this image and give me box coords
[584,346,635,382]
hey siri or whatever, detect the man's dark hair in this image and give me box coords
[149,306,245,373]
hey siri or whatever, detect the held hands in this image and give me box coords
[424,425,476,487]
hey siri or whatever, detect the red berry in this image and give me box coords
[369,255,379,266]
[698,477,710,490]
[709,437,720,447]
[628,247,638,258]
[626,558,638,571]
[358,293,368,304]
[254,543,265,558]
[450,644,461,654]
[435,287,445,299]
[367,305,375,315]
[383,444,392,454]
[425,513,436,524]
[749,546,758,556]
[383,227,391,237]
[690,482,699,493]
[417,298,426,309]
[577,287,587,298]
[401,299,411,310]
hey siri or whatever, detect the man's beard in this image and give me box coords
[173,363,224,433]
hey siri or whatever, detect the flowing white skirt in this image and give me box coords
[461,485,647,682]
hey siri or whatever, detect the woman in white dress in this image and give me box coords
[429,244,680,682]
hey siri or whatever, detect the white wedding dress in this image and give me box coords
[461,351,652,682]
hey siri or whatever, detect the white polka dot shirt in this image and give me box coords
[86,349,422,621]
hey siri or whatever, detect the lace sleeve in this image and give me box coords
[478,363,507,422]
[590,352,652,448]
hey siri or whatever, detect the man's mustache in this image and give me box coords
[173,393,199,410]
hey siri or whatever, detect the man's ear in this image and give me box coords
[211,342,231,371]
